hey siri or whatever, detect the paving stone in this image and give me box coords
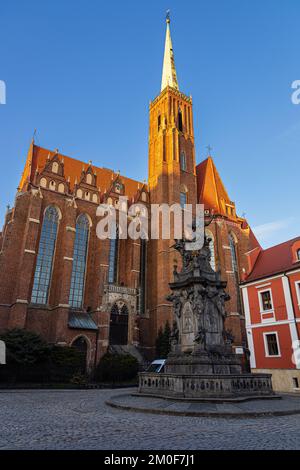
[0,388,300,450]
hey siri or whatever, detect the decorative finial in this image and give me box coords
[166,9,170,23]
[32,129,37,143]
[88,160,92,165]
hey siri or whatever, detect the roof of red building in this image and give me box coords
[19,143,146,199]
[245,236,300,282]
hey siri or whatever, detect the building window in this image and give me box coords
[293,377,299,389]
[180,192,187,209]
[229,234,238,272]
[31,206,59,304]
[178,109,183,132]
[69,214,90,309]
[264,332,280,357]
[180,151,187,171]
[108,226,119,284]
[297,249,300,261]
[296,282,300,307]
[139,239,147,314]
[260,290,273,312]
[206,230,216,271]
[158,115,161,131]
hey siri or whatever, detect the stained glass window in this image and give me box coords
[229,234,238,272]
[31,206,59,304]
[69,214,90,309]
[108,226,119,284]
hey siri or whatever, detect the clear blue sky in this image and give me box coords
[0,0,299,248]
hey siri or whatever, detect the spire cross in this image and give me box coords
[166,9,170,23]
[206,145,213,156]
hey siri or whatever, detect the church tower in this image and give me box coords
[147,15,197,350]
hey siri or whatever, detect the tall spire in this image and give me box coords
[161,12,179,92]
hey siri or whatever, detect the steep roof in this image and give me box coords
[196,157,232,215]
[19,144,146,199]
[245,236,300,282]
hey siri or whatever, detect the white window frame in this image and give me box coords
[263,331,281,358]
[295,281,300,308]
[258,288,275,322]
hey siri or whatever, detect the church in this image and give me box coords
[0,17,260,369]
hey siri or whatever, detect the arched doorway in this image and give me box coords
[109,301,129,345]
[72,336,88,372]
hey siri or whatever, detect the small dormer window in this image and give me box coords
[49,180,56,191]
[297,249,300,261]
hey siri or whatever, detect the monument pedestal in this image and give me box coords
[138,233,274,400]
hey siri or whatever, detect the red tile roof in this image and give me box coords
[245,236,300,282]
[196,157,231,215]
[19,143,146,199]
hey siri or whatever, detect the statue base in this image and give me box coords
[138,371,274,399]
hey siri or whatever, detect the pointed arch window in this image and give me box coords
[180,151,187,171]
[178,108,183,132]
[31,206,59,304]
[229,233,238,273]
[206,230,216,271]
[139,239,147,314]
[108,226,119,284]
[69,214,90,309]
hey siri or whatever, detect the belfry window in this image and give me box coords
[108,226,119,284]
[180,151,187,171]
[31,206,59,304]
[178,109,183,132]
[69,214,90,309]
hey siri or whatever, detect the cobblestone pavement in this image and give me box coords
[0,389,299,450]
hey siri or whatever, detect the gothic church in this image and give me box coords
[0,18,260,368]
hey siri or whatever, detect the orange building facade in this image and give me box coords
[241,238,300,392]
[0,18,259,370]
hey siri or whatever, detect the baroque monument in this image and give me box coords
[139,229,274,399]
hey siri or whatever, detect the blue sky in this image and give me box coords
[0,0,299,248]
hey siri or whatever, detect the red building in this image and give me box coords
[241,237,300,392]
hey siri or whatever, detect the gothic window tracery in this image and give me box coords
[31,206,59,304]
[69,214,90,309]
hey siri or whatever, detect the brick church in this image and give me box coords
[0,17,260,369]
